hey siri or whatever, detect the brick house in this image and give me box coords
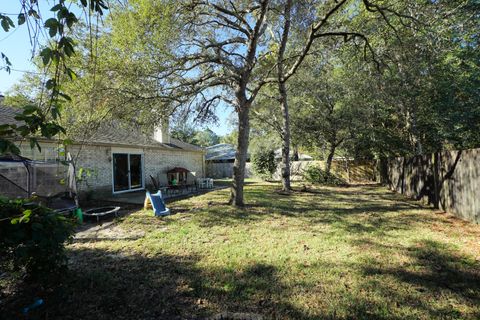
[0,105,205,197]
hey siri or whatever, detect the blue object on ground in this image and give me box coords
[146,190,170,216]
[22,298,44,314]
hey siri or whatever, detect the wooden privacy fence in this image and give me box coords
[381,148,480,223]
[206,160,376,182]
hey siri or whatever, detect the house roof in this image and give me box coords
[205,143,248,161]
[205,144,312,161]
[0,105,21,126]
[0,105,203,153]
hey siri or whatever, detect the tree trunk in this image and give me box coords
[279,80,292,191]
[325,143,336,175]
[277,0,292,192]
[293,145,299,161]
[230,102,250,207]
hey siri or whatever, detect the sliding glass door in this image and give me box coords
[113,153,143,193]
[129,154,143,189]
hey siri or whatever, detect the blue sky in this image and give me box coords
[0,2,40,94]
[0,2,232,136]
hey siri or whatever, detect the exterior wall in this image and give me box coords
[8,141,204,197]
[143,148,204,186]
[384,148,480,223]
[70,144,204,195]
[68,144,113,196]
[18,143,63,161]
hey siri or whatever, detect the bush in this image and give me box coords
[303,165,346,185]
[252,149,276,180]
[0,197,76,282]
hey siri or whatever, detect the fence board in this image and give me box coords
[384,149,480,223]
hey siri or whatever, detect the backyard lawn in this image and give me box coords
[3,181,480,319]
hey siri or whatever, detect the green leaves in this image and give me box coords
[0,139,20,155]
[1,52,11,73]
[52,3,78,28]
[252,149,276,180]
[0,197,76,281]
[59,37,75,57]
[50,4,64,12]
[44,5,80,37]
[2,103,67,153]
[65,68,77,80]
[45,78,56,89]
[58,92,72,102]
[40,47,52,65]
[28,9,40,19]
[1,1,111,157]
[29,137,41,151]
[90,0,109,16]
[0,14,14,32]
[11,209,32,224]
[17,13,26,26]
[44,18,60,37]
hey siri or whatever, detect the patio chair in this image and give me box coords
[197,178,207,189]
[207,178,214,189]
[145,190,170,216]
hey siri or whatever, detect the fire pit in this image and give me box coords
[83,206,120,222]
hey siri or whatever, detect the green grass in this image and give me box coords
[3,180,480,319]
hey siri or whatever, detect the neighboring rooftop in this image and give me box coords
[0,105,203,153]
[206,143,250,161]
[205,144,312,162]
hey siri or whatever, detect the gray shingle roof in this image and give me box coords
[206,143,249,161]
[0,105,22,126]
[0,105,203,153]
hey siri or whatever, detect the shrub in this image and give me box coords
[303,165,346,185]
[0,197,76,282]
[252,149,276,180]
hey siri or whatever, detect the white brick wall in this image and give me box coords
[12,142,204,196]
[68,144,204,194]
[144,147,204,185]
[68,144,113,193]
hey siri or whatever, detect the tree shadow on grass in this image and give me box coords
[359,239,480,319]
[191,183,438,238]
[1,249,311,320]
[3,235,479,319]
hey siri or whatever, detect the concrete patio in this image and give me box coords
[93,185,227,205]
